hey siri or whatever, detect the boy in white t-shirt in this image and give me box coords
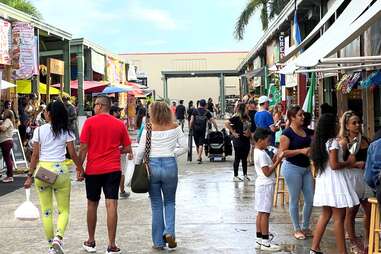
[254,128,283,251]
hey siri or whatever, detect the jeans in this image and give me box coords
[281,160,314,231]
[149,157,178,247]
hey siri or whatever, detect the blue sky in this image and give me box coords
[31,0,263,54]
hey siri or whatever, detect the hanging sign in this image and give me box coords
[91,49,105,75]
[48,58,64,75]
[279,34,285,60]
[11,22,35,80]
[0,18,11,65]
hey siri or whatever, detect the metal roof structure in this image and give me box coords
[71,38,125,62]
[0,2,71,40]
[161,70,239,78]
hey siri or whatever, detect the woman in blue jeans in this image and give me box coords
[135,101,187,250]
[279,105,313,240]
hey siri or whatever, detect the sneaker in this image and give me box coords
[243,175,251,181]
[164,234,177,249]
[255,239,262,249]
[2,177,13,183]
[52,237,64,254]
[48,248,57,254]
[120,191,130,198]
[106,246,121,254]
[261,242,282,251]
[233,176,243,182]
[83,241,96,253]
[310,249,324,254]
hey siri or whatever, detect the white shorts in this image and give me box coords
[255,184,275,214]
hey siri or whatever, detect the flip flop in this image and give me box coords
[294,232,306,240]
[302,229,314,237]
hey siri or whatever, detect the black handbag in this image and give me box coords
[131,120,152,193]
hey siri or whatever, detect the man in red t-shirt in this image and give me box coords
[79,96,132,254]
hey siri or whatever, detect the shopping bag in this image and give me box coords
[125,159,135,186]
[15,189,40,221]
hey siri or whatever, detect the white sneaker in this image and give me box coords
[48,248,57,254]
[233,176,243,182]
[243,175,251,181]
[52,237,64,254]
[83,241,97,253]
[255,239,262,249]
[261,242,282,251]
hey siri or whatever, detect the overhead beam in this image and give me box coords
[40,50,63,57]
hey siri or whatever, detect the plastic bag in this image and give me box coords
[15,189,40,221]
[125,159,135,186]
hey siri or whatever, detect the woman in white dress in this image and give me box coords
[310,114,359,254]
[339,111,372,253]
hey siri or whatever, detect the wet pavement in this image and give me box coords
[0,124,363,253]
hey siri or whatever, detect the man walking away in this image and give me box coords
[255,96,278,146]
[80,96,133,254]
[190,99,218,164]
[176,100,186,132]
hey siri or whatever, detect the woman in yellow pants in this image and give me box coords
[24,101,84,254]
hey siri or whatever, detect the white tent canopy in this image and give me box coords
[0,80,16,90]
[280,0,381,74]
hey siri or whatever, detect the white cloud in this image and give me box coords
[126,1,180,31]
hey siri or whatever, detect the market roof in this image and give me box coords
[161,70,239,78]
[71,38,125,62]
[236,0,322,72]
[0,2,71,40]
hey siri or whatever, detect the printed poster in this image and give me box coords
[0,18,11,65]
[11,22,36,80]
[107,56,125,84]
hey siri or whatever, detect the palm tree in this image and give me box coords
[0,0,42,19]
[234,0,288,40]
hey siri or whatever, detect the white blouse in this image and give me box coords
[135,126,188,164]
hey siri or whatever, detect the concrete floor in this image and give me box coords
[0,125,361,254]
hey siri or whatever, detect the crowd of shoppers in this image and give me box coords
[15,91,381,254]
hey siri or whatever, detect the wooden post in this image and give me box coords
[47,58,51,103]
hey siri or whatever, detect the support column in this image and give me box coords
[298,74,307,106]
[241,76,248,96]
[220,73,225,116]
[264,66,269,95]
[63,40,71,95]
[77,46,85,116]
[163,77,168,100]
[32,28,40,95]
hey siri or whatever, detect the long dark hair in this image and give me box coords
[311,113,337,173]
[136,107,147,129]
[46,101,70,139]
[236,102,249,121]
[287,105,301,123]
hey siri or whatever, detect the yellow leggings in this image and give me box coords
[34,161,71,246]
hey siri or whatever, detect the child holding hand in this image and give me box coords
[254,128,284,251]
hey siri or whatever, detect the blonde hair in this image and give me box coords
[149,101,173,126]
[338,110,360,139]
[3,109,15,126]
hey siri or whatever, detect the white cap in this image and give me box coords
[258,95,269,105]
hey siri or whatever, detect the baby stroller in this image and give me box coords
[205,129,231,162]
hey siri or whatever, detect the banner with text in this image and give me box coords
[0,18,11,65]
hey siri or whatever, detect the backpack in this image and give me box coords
[193,109,208,131]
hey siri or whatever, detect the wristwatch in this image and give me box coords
[27,173,34,178]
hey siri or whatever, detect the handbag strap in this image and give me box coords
[143,119,152,163]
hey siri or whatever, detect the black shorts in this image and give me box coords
[85,171,121,202]
[193,130,206,147]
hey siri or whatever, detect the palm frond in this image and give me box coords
[0,0,42,19]
[260,4,269,31]
[234,0,265,40]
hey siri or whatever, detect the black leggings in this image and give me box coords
[233,141,250,177]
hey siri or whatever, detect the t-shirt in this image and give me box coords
[175,105,186,120]
[0,119,14,143]
[254,148,275,186]
[32,123,75,162]
[207,102,214,113]
[192,108,212,132]
[255,110,275,144]
[228,115,250,143]
[80,114,131,175]
[282,127,311,168]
